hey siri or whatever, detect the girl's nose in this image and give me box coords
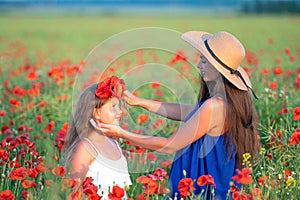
[118,108,122,115]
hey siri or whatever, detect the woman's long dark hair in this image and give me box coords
[198,76,259,168]
[63,84,108,168]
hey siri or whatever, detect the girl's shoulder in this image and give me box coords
[74,139,98,160]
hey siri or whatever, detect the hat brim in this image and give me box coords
[181,31,251,91]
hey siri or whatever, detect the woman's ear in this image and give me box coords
[93,108,101,120]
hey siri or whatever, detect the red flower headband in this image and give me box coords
[95,76,126,99]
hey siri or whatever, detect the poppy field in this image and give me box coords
[0,14,300,199]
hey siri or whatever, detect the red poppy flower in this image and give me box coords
[289,55,295,62]
[42,121,55,133]
[284,47,291,54]
[62,179,77,190]
[250,188,263,199]
[153,168,169,180]
[288,130,300,145]
[261,69,269,76]
[68,191,82,200]
[267,38,273,44]
[108,185,125,200]
[0,110,6,117]
[57,95,68,101]
[27,168,39,178]
[39,101,47,107]
[154,90,164,97]
[96,76,126,100]
[269,81,277,90]
[232,168,253,184]
[257,175,268,187]
[178,178,195,199]
[82,177,100,198]
[35,115,42,124]
[137,114,149,125]
[9,98,22,107]
[26,71,38,80]
[150,82,161,89]
[267,153,273,160]
[133,91,139,96]
[135,194,150,200]
[276,58,282,64]
[167,50,187,66]
[21,190,30,199]
[293,107,300,120]
[0,190,15,200]
[22,180,37,189]
[245,51,258,65]
[272,66,284,76]
[55,125,68,151]
[51,166,66,178]
[197,175,216,188]
[284,169,291,177]
[9,167,28,180]
[147,152,157,162]
[13,86,27,97]
[121,123,129,130]
[66,65,80,76]
[161,160,172,168]
[136,175,158,195]
[232,191,249,200]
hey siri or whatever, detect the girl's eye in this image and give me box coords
[201,59,206,64]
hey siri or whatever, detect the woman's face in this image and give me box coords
[97,97,122,125]
[197,55,220,82]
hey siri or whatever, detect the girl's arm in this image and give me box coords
[124,90,196,121]
[69,141,95,181]
[98,98,224,154]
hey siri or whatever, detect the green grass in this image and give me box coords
[0,13,300,199]
[1,14,299,64]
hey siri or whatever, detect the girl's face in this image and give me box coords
[96,97,122,125]
[197,55,220,82]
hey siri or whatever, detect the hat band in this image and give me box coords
[204,40,258,99]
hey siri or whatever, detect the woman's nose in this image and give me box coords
[197,62,203,70]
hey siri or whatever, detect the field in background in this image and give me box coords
[0,14,300,199]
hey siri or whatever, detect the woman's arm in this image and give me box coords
[98,98,224,154]
[124,90,196,121]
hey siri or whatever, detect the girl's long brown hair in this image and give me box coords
[198,76,259,168]
[63,84,108,167]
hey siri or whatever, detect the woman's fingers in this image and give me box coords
[89,119,99,129]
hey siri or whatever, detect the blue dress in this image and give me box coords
[167,102,237,199]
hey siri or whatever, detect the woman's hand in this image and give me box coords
[98,123,123,138]
[89,119,122,138]
[124,90,140,106]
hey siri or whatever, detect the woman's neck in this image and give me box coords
[207,80,225,99]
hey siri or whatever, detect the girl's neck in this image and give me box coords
[88,130,110,143]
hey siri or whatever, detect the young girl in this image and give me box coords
[92,31,259,199]
[63,76,132,199]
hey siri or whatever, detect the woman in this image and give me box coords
[93,31,259,199]
[63,76,132,199]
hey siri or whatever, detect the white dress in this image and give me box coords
[82,138,132,199]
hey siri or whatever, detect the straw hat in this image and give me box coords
[182,31,252,91]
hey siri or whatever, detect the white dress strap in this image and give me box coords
[113,139,124,155]
[82,137,100,155]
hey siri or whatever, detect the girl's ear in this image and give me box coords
[93,108,101,120]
